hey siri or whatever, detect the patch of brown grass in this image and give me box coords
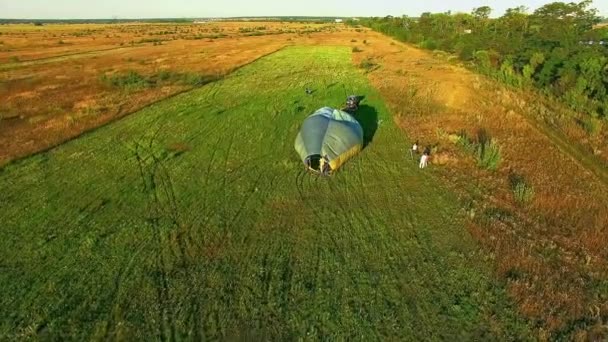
[356,35,608,338]
[0,22,373,166]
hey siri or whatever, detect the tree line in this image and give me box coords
[353,1,608,121]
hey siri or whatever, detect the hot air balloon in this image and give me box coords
[295,96,363,175]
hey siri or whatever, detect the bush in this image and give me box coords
[179,73,210,86]
[155,71,220,87]
[498,59,523,88]
[473,50,492,72]
[352,46,363,53]
[101,69,221,91]
[510,175,535,206]
[359,58,378,71]
[577,116,603,136]
[455,131,476,152]
[420,39,438,50]
[457,44,475,61]
[477,139,501,171]
[100,71,151,91]
[455,130,501,171]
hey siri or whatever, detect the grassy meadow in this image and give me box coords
[0,46,530,339]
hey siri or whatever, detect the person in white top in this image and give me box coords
[419,147,430,169]
[410,140,419,160]
[419,153,429,169]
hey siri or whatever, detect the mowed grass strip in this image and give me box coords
[0,46,530,340]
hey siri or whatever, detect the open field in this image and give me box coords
[0,46,529,339]
[2,21,608,339]
[0,22,356,165]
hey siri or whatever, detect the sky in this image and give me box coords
[1,0,606,19]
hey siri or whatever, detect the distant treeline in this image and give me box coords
[354,1,608,119]
[0,18,194,24]
[222,16,345,22]
[0,16,345,25]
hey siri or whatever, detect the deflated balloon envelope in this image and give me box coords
[294,107,364,174]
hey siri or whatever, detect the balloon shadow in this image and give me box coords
[353,104,378,149]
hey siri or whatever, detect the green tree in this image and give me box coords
[473,6,492,20]
[532,1,600,44]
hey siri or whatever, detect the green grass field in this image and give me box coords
[0,46,530,340]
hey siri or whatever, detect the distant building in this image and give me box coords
[335,19,343,23]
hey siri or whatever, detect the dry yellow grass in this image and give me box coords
[0,22,365,165]
[350,36,608,336]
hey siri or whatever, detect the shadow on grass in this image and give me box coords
[353,104,378,148]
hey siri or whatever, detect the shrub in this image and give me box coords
[359,58,378,71]
[9,56,19,63]
[513,182,534,205]
[154,71,220,87]
[510,175,535,206]
[455,131,476,152]
[352,46,363,53]
[178,73,210,86]
[138,38,163,44]
[477,139,501,171]
[454,130,501,171]
[100,70,151,91]
[473,50,492,72]
[577,116,603,136]
[457,44,475,61]
[483,207,514,223]
[420,39,438,50]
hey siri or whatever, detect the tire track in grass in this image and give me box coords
[321,176,384,336]
[103,237,151,340]
[153,116,236,336]
[334,167,412,337]
[300,175,347,263]
[131,122,199,340]
[365,151,474,339]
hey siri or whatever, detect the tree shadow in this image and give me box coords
[353,104,378,148]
